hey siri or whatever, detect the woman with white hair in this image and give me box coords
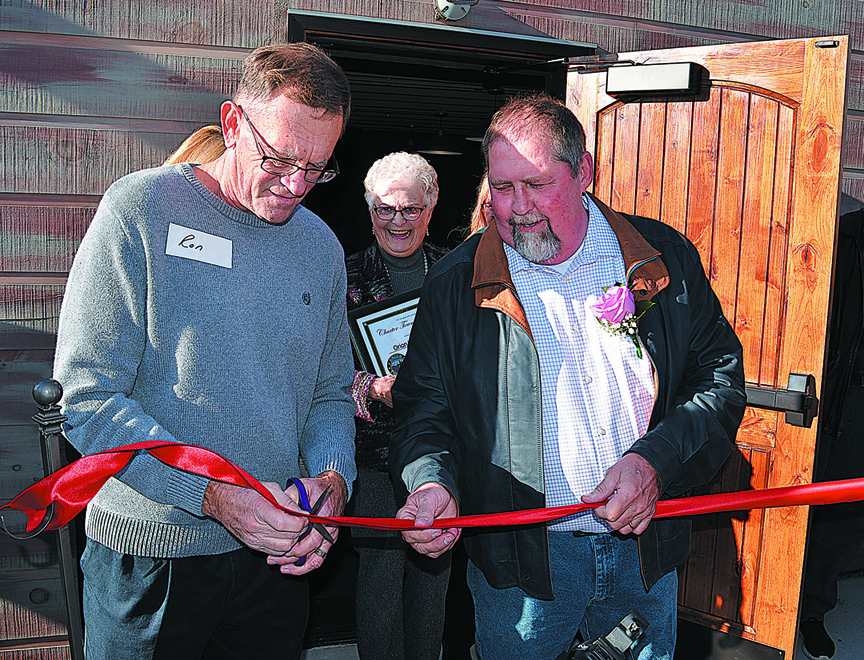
[346,151,450,660]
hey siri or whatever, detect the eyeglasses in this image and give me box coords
[372,205,427,222]
[236,105,339,184]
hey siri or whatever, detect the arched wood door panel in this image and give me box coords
[568,36,848,656]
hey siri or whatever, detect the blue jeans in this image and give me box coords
[468,532,677,659]
[80,539,309,660]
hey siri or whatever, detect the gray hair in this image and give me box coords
[482,94,586,179]
[235,42,351,136]
[364,152,439,209]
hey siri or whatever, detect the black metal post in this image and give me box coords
[32,379,85,660]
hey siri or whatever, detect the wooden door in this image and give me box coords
[568,36,848,656]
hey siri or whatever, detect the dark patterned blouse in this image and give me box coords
[346,241,449,472]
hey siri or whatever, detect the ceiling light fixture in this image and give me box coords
[465,115,490,143]
[417,112,463,156]
[466,91,501,143]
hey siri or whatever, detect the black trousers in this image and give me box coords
[348,469,452,660]
[81,539,309,659]
[802,384,864,619]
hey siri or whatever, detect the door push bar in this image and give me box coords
[745,373,819,428]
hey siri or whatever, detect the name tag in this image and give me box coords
[165,223,232,269]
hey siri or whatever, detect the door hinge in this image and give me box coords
[745,373,819,428]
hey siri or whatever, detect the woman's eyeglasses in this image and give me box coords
[373,205,426,221]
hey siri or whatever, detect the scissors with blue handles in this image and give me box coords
[285,477,335,566]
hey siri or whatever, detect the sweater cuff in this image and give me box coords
[311,454,357,501]
[351,371,376,422]
[166,469,211,517]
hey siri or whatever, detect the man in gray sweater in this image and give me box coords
[53,43,356,659]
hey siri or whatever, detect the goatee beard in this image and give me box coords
[510,215,562,263]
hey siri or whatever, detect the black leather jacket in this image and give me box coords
[390,196,746,599]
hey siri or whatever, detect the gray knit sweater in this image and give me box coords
[53,163,356,558]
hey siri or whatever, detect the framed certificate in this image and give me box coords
[348,289,421,377]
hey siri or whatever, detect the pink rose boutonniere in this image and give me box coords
[590,283,654,358]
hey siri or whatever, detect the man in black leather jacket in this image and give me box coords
[390,95,745,659]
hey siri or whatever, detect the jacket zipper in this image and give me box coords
[628,253,661,590]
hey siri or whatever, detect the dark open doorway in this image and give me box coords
[287,12,594,654]
[290,10,594,254]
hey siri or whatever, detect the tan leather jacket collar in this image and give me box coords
[471,221,534,340]
[589,194,669,301]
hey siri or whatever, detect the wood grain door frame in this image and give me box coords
[567,36,849,657]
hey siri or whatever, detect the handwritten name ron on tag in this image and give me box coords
[165,223,233,269]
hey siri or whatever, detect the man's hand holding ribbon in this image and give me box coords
[202,469,347,576]
[396,481,461,558]
[582,453,662,536]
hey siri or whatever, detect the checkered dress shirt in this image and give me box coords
[504,198,656,532]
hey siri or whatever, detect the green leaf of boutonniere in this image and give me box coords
[634,299,655,320]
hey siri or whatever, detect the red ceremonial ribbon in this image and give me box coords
[2,440,864,535]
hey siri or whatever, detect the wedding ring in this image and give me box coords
[313,547,328,558]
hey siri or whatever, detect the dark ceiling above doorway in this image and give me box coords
[286,10,595,137]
